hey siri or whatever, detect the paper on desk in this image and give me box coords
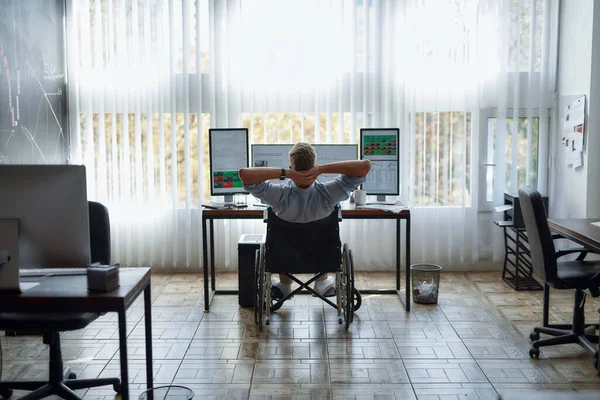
[356,204,408,213]
[591,221,600,228]
[495,204,513,212]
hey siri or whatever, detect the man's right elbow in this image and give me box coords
[361,160,371,176]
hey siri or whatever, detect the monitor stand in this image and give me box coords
[221,194,247,208]
[366,195,395,205]
[222,195,234,205]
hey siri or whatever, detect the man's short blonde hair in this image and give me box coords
[289,142,317,171]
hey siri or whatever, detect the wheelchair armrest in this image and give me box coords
[555,248,594,261]
[0,250,10,266]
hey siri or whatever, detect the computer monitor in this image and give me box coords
[0,165,91,290]
[209,128,249,203]
[312,144,358,183]
[251,144,293,184]
[360,128,399,203]
[251,143,359,184]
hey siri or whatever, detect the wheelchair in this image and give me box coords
[254,206,361,330]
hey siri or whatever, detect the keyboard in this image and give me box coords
[20,268,88,277]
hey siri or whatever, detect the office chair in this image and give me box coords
[254,207,361,331]
[518,187,600,366]
[88,201,111,265]
[0,201,121,400]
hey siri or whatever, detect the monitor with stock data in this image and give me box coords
[360,128,399,202]
[209,128,249,202]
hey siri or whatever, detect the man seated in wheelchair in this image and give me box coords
[239,142,371,299]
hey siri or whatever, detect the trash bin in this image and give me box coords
[410,264,442,304]
[139,385,194,400]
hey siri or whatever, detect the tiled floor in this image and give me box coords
[1,271,599,399]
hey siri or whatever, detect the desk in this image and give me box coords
[548,219,600,253]
[202,205,411,312]
[549,218,600,376]
[0,268,153,400]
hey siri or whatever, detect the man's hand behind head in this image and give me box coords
[288,168,319,188]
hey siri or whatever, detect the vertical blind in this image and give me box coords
[67,0,558,270]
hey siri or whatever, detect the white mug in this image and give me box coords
[354,189,367,206]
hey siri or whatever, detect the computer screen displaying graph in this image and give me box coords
[312,144,358,183]
[251,144,358,184]
[360,128,399,196]
[209,128,249,197]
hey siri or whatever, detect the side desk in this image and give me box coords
[548,218,600,376]
[202,204,411,311]
[0,268,153,400]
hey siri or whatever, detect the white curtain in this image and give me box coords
[67,0,558,271]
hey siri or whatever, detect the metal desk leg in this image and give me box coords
[396,219,401,292]
[118,309,129,400]
[406,215,411,312]
[203,216,210,311]
[144,284,154,391]
[210,219,216,291]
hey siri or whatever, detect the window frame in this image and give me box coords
[478,108,544,212]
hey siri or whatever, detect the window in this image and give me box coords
[413,111,472,206]
[485,116,539,202]
[80,112,210,207]
[242,113,360,145]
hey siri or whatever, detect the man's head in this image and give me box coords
[289,142,317,171]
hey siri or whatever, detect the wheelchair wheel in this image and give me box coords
[254,249,259,325]
[341,244,354,329]
[345,249,356,329]
[255,244,266,331]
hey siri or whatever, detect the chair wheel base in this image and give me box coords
[0,389,13,399]
[338,318,343,324]
[529,348,540,358]
[530,331,540,342]
[113,383,121,394]
[68,372,77,380]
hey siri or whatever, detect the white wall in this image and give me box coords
[586,0,600,218]
[550,0,596,218]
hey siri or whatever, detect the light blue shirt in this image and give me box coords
[244,175,365,223]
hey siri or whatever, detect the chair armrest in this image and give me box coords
[0,250,10,266]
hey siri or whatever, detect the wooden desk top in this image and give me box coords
[0,267,150,313]
[202,204,410,218]
[548,219,600,253]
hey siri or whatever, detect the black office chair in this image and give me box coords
[88,201,111,265]
[518,187,600,366]
[0,201,120,400]
[254,207,361,331]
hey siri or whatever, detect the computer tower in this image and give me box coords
[237,234,265,307]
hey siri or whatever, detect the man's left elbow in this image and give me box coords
[238,168,248,183]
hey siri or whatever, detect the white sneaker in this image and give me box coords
[313,276,336,297]
[271,279,292,299]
